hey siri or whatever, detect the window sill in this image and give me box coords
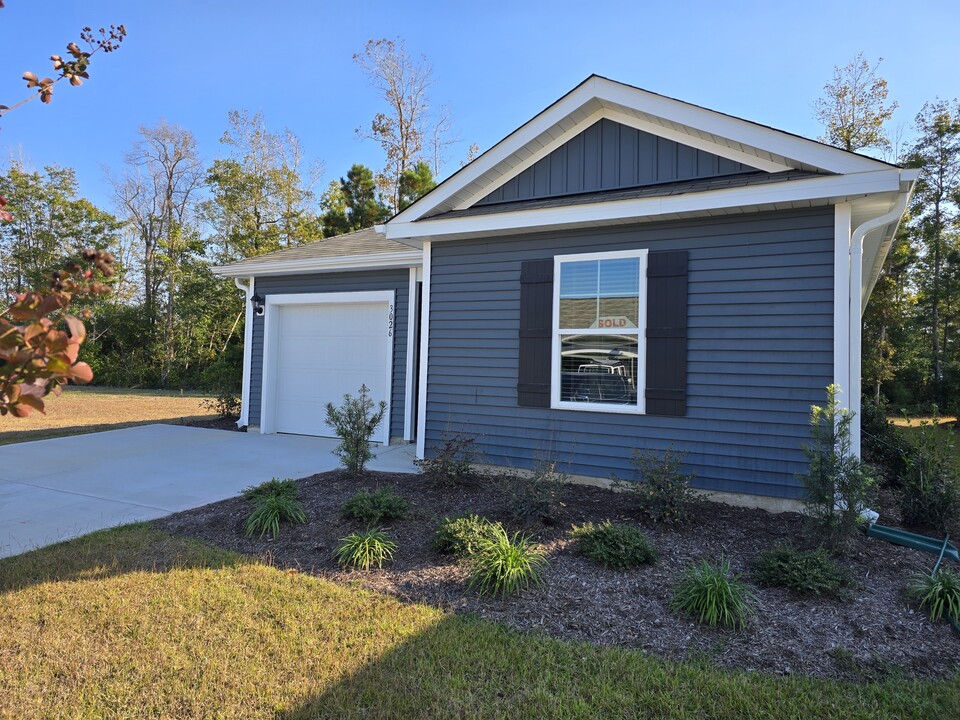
[550,400,646,414]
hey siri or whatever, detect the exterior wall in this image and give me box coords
[249,269,411,441]
[476,118,754,206]
[424,207,835,499]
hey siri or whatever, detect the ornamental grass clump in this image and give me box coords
[670,557,756,630]
[468,527,548,598]
[244,493,307,540]
[433,514,503,558]
[569,521,657,569]
[242,477,298,502]
[908,567,960,625]
[341,487,410,524]
[334,528,397,570]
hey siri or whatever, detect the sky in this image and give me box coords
[0,0,957,211]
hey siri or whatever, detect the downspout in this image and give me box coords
[234,276,255,429]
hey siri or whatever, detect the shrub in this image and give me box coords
[908,567,960,624]
[242,477,298,502]
[753,543,848,598]
[334,528,397,570]
[468,527,549,598]
[569,521,657,569]
[341,487,410,524]
[669,557,755,629]
[860,398,909,481]
[896,409,960,532]
[614,448,699,525]
[433,514,503,558]
[200,344,243,420]
[325,384,387,474]
[502,460,567,524]
[416,434,482,487]
[244,494,307,539]
[800,385,876,552]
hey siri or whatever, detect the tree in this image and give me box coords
[813,52,898,154]
[397,160,436,211]
[320,164,391,237]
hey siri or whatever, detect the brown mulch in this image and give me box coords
[155,470,960,681]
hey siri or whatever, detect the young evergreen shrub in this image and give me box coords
[800,385,876,552]
[334,528,397,570]
[468,527,549,598]
[325,384,387,475]
[502,461,567,524]
[614,448,699,525]
[897,409,960,532]
[242,477,298,502]
[433,514,503,558]
[341,487,410,524]
[244,494,307,539]
[416,434,482,487]
[569,521,657,569]
[908,567,960,624]
[753,543,848,598]
[669,557,756,630]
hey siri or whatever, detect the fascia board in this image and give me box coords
[213,251,422,278]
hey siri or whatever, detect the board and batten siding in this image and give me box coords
[249,269,410,441]
[425,207,835,499]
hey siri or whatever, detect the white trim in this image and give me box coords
[415,241,432,459]
[386,170,906,242]
[403,267,418,442]
[550,249,648,414]
[833,204,851,411]
[214,251,422,278]
[259,290,396,446]
[234,276,254,427]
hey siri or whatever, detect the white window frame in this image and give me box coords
[551,248,648,414]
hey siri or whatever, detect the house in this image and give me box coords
[215,75,917,508]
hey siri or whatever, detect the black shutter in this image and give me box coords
[517,258,553,407]
[645,250,688,416]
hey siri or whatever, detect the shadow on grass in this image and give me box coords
[0,416,224,446]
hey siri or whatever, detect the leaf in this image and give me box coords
[69,361,93,384]
[64,315,86,342]
[22,71,38,87]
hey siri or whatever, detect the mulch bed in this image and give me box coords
[156,469,960,681]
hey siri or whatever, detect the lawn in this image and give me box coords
[0,386,218,445]
[0,524,956,719]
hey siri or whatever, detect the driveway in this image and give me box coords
[0,424,417,559]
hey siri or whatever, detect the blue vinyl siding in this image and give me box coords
[424,207,835,499]
[248,269,410,440]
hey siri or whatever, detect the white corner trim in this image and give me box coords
[415,241,432,459]
[234,276,254,427]
[403,267,418,442]
[214,250,422,278]
[833,204,852,411]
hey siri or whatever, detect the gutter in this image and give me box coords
[234,277,254,428]
[213,250,423,278]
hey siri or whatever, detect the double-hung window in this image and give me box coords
[551,249,648,413]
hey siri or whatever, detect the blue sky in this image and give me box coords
[0,1,957,211]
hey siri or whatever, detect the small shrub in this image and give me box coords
[468,527,549,598]
[201,390,241,420]
[502,460,567,524]
[753,543,848,597]
[860,398,909,481]
[416,434,482,487]
[433,514,503,558]
[569,521,657,569]
[669,557,755,629]
[341,487,410,524]
[244,494,307,539]
[242,477,298,502]
[614,448,699,525]
[325,384,387,475]
[908,567,960,624]
[800,385,876,552]
[897,409,960,532]
[334,528,396,570]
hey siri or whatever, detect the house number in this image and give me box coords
[387,304,395,337]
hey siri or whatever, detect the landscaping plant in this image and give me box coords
[433,514,503,558]
[670,557,756,630]
[244,493,307,540]
[416,434,482,487]
[569,520,657,569]
[468,527,548,598]
[800,384,876,552]
[502,460,567,524]
[334,527,397,570]
[908,567,960,624]
[896,409,960,532]
[325,384,387,474]
[614,447,699,525]
[341,486,410,524]
[242,477,299,502]
[753,543,848,598]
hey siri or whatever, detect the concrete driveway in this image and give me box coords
[0,424,417,559]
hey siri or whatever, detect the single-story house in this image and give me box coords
[215,75,917,507]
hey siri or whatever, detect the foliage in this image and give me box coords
[467,526,548,598]
[319,164,391,237]
[800,385,876,552]
[242,477,299,502]
[398,160,436,211]
[324,384,387,474]
[199,343,243,419]
[614,447,700,525]
[908,567,960,624]
[501,460,567,524]
[433,514,503,558]
[334,527,396,570]
[416,434,482,487]
[244,493,307,540]
[860,398,910,481]
[569,521,657,569]
[896,410,960,532]
[753,543,848,598]
[341,486,410,524]
[669,557,756,630]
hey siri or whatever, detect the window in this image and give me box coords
[551,249,647,413]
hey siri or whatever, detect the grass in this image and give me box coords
[895,419,960,465]
[0,524,957,718]
[0,386,217,445]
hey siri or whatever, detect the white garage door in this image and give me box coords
[268,297,392,444]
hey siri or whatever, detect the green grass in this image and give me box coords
[0,524,957,718]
